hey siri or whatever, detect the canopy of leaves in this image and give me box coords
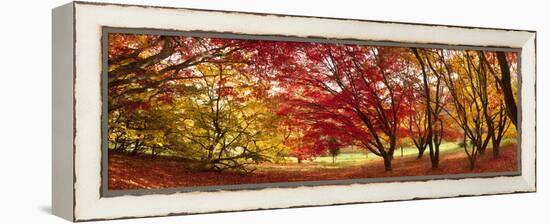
[108,33,518,172]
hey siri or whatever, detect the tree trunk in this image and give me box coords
[469,158,476,170]
[383,155,392,171]
[478,148,486,155]
[492,140,501,158]
[412,48,439,169]
[416,146,426,159]
[496,52,518,127]
[297,158,302,164]
[206,147,214,164]
[131,140,140,155]
[151,146,157,159]
[435,146,440,169]
[435,144,439,169]
[469,143,481,170]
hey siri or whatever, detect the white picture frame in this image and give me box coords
[52,1,536,221]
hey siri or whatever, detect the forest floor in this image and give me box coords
[108,143,518,190]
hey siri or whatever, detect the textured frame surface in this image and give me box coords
[67,1,536,221]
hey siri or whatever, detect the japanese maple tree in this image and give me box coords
[276,44,411,171]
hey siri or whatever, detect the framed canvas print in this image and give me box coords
[52,1,537,222]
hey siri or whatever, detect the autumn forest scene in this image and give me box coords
[107,32,519,190]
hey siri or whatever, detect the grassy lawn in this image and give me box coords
[126,138,518,171]
[300,139,517,168]
[309,142,463,165]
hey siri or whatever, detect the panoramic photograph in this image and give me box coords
[106,32,519,190]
